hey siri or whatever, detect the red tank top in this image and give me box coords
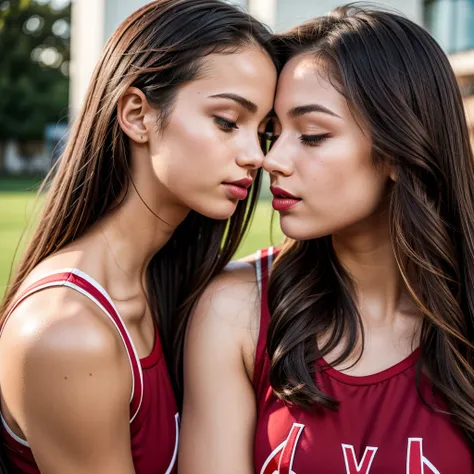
[253,248,473,474]
[0,269,179,474]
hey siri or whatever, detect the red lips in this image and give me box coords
[228,177,253,188]
[270,186,301,211]
[223,177,253,200]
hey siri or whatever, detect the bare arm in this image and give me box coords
[178,262,260,474]
[0,288,136,474]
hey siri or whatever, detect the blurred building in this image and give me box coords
[70,0,473,137]
[69,0,421,117]
[424,0,474,139]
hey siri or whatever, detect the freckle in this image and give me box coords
[64,376,68,380]
[89,373,92,376]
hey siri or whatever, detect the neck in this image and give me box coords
[332,209,414,326]
[86,159,190,289]
[99,192,186,277]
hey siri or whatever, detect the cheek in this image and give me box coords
[147,115,241,219]
[287,140,387,238]
[168,115,222,167]
[151,115,229,189]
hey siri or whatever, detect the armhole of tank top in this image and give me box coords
[0,269,143,427]
[253,247,273,392]
[0,272,77,448]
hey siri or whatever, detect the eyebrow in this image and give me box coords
[209,93,258,114]
[288,104,341,119]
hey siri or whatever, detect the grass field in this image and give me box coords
[0,191,39,298]
[0,178,283,298]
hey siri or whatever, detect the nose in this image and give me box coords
[263,136,293,177]
[236,137,264,170]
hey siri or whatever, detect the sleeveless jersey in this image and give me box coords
[0,269,179,474]
[253,248,473,474]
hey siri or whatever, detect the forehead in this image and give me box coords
[180,47,276,110]
[275,52,347,116]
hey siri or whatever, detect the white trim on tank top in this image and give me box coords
[256,249,263,294]
[256,247,274,295]
[0,412,29,447]
[0,268,145,447]
[165,413,181,474]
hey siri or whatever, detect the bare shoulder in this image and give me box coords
[0,287,135,472]
[180,258,261,473]
[192,258,259,332]
[1,286,126,362]
[0,286,131,412]
[186,256,261,380]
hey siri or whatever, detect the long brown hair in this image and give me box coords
[268,3,474,443]
[0,0,276,406]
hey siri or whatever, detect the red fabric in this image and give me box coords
[1,271,178,474]
[254,249,473,473]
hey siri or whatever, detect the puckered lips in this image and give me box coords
[270,186,302,211]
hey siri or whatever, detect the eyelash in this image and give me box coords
[299,134,330,147]
[214,116,238,132]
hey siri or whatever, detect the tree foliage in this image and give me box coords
[0,0,70,143]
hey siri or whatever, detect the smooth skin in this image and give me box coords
[0,47,276,474]
[179,53,420,473]
[178,260,260,474]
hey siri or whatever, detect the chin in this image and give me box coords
[194,199,238,220]
[280,216,328,241]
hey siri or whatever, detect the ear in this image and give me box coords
[117,87,154,144]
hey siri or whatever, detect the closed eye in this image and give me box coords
[299,133,330,147]
[214,116,238,132]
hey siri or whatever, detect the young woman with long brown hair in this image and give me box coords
[180,5,474,473]
[0,0,277,472]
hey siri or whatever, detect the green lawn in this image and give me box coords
[235,200,283,258]
[0,185,282,298]
[0,192,39,298]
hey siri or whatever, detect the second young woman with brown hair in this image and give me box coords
[0,0,277,472]
[180,4,474,473]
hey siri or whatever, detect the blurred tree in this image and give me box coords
[0,0,70,170]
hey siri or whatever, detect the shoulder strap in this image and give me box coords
[1,269,143,423]
[253,247,276,395]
